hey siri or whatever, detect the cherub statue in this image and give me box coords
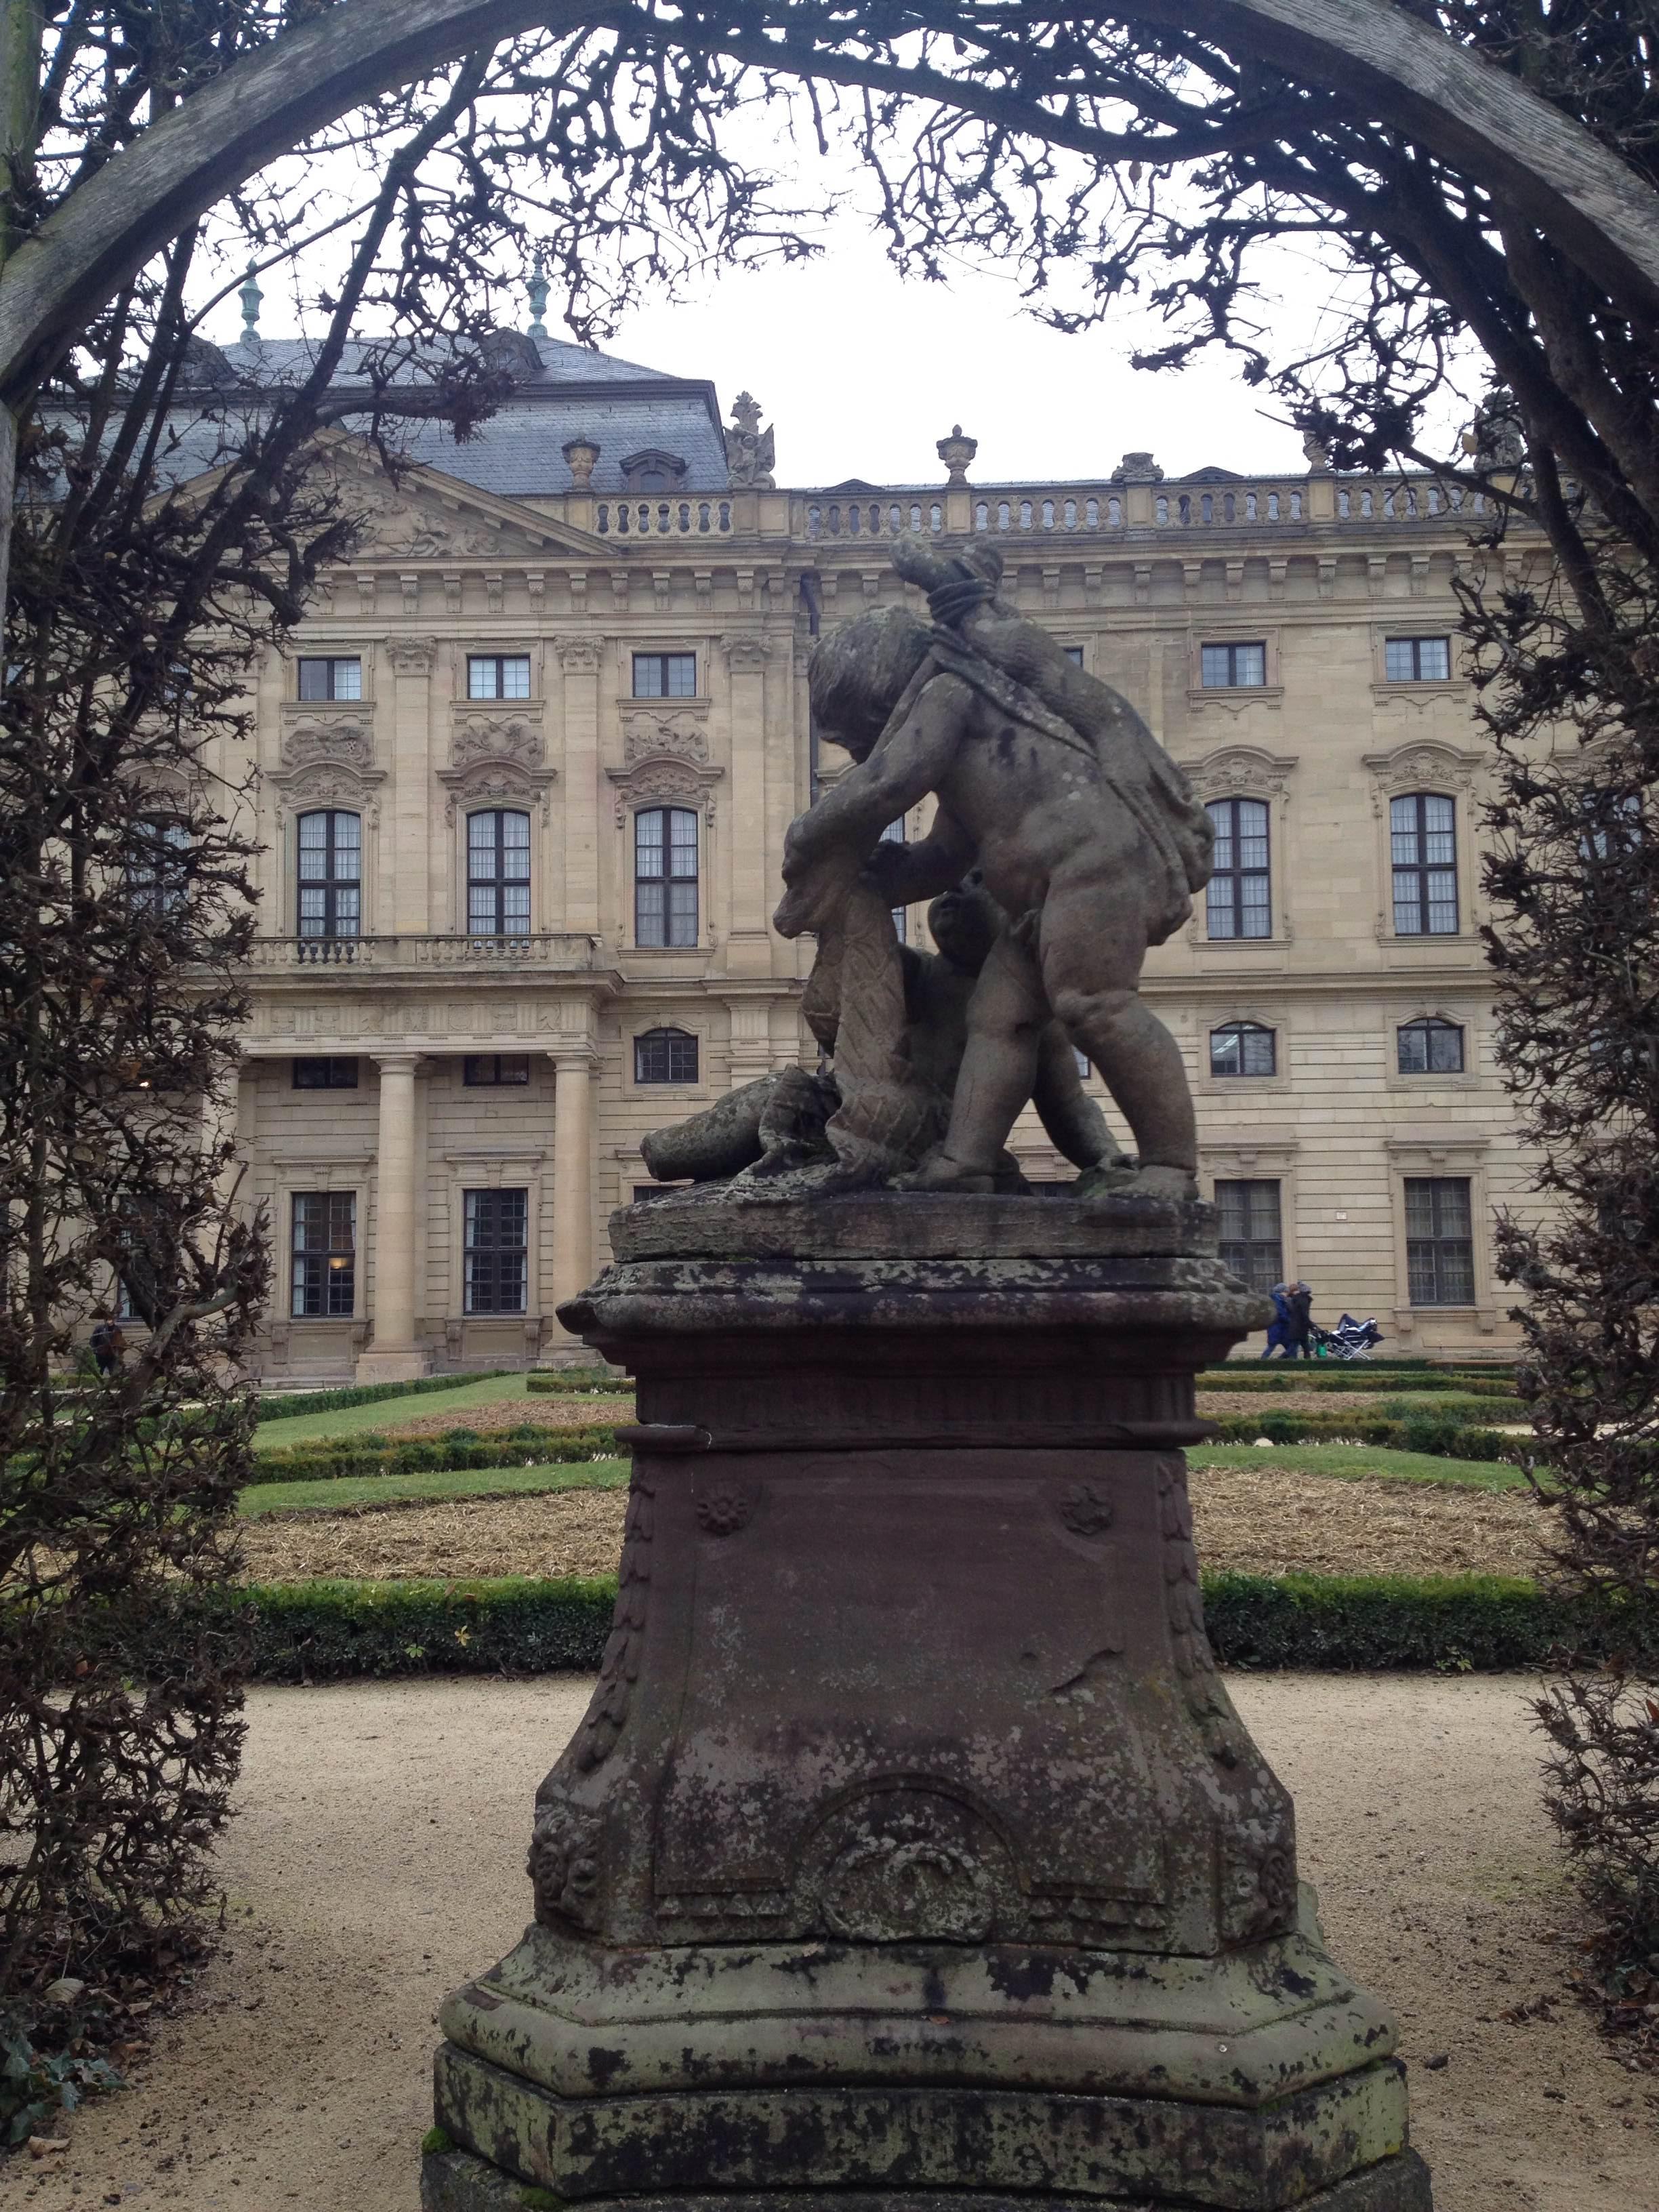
[726,392,776,490]
[642,876,1124,1192]
[775,542,1212,1202]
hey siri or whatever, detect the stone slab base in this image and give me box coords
[353,1349,432,1383]
[420,2146,1435,2212]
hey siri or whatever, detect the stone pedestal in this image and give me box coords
[426,1193,1432,2212]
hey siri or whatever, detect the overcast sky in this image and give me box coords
[605,233,1309,489]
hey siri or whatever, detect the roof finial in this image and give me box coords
[526,251,549,341]
[239,260,263,345]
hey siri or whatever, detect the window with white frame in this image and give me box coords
[468,654,531,700]
[297,655,362,701]
[291,1191,355,1317]
[1205,798,1271,939]
[468,809,531,937]
[464,1188,528,1313]
[1384,636,1452,683]
[635,806,698,946]
[1397,1018,1465,1074]
[1210,1021,1277,1078]
[1390,793,1458,935]
[297,808,361,939]
[1405,1176,1475,1305]
[463,1054,531,1086]
[1200,641,1266,689]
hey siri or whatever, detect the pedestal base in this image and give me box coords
[422,2153,1436,2212]
[428,1194,1433,2212]
[353,1348,431,1384]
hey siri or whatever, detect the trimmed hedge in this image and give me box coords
[220,1570,1659,1681]
[1205,1410,1524,1460]
[526,1371,626,1395]
[255,1370,514,1420]
[250,1424,620,1486]
[1197,1368,1515,1395]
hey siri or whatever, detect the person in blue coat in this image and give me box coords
[1260,1283,1292,1359]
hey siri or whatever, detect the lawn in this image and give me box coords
[238,1455,629,1517]
[1188,1441,1534,1492]
[253,1371,537,1448]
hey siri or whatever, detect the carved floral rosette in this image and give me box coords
[607,710,723,827]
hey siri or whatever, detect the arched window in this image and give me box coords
[468,808,530,937]
[1397,1017,1465,1074]
[1210,1021,1276,1078]
[296,808,361,939]
[634,1027,699,1084]
[127,815,191,919]
[1205,798,1271,939]
[636,806,698,946]
[1390,793,1458,935]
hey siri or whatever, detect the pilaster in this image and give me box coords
[359,1050,430,1380]
[386,639,437,936]
[549,1046,597,1340]
[554,635,604,935]
[719,633,775,975]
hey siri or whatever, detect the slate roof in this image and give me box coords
[157,331,733,495]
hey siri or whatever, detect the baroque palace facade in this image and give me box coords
[193,317,1540,1379]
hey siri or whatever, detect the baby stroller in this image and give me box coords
[1314,1313,1384,1362]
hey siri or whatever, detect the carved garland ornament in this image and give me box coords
[1361,739,1486,811]
[1176,744,1298,806]
[608,714,722,827]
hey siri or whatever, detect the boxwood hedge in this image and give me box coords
[216,1570,1657,1681]
[250,1424,620,1485]
[254,1370,516,1419]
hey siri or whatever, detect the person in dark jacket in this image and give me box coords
[1260,1284,1292,1359]
[88,1319,125,1378]
[1286,1282,1314,1360]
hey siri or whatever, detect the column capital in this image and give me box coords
[386,637,438,676]
[371,1049,426,1074]
[719,632,773,673]
[546,1043,599,1071]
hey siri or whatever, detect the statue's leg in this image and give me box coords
[900,927,1046,1190]
[1038,884,1199,1202]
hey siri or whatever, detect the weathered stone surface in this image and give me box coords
[421,2150,1435,2212]
[430,1193,1428,2211]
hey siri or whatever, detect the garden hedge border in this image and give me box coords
[249,1425,621,1485]
[526,1372,626,1395]
[1197,1369,1515,1397]
[255,1370,514,1420]
[221,1570,1658,1681]
[1204,1412,1524,1460]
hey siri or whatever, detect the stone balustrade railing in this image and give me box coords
[594,497,735,538]
[795,474,1491,545]
[246,933,600,971]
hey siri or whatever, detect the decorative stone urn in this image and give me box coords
[423,1191,1432,2212]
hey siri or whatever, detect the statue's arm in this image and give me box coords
[1031,1023,1118,1170]
[783,676,968,873]
[861,807,975,905]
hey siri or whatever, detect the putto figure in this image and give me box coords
[775,541,1212,1201]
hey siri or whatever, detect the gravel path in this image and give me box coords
[12,1676,1654,2211]
[239,1462,1548,1584]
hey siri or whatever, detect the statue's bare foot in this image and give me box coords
[1071,1158,1141,1200]
[1120,1164,1201,1204]
[893,1151,997,1195]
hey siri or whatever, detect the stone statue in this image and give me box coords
[726,390,775,489]
[775,541,1212,1202]
[642,876,1125,1192]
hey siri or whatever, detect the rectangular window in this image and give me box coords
[1384,636,1452,683]
[635,806,699,947]
[291,1191,355,1317]
[1391,793,1459,935]
[297,656,363,701]
[632,652,697,699]
[463,1054,531,1086]
[1200,641,1267,689]
[293,1056,358,1089]
[467,654,531,700]
[1405,1176,1475,1305]
[634,1028,699,1084]
[1063,645,1085,667]
[1214,1179,1284,1295]
[127,817,192,919]
[464,1188,528,1315]
[468,809,532,937]
[296,808,361,939]
[1206,798,1272,939]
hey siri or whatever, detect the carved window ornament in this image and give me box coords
[1177,746,1297,946]
[1361,741,1485,942]
[608,712,722,828]
[441,757,557,827]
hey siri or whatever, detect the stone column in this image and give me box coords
[385,638,436,937]
[357,1051,429,1382]
[554,636,604,936]
[548,1047,594,1347]
[719,633,774,977]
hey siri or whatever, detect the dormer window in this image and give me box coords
[621,448,688,493]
